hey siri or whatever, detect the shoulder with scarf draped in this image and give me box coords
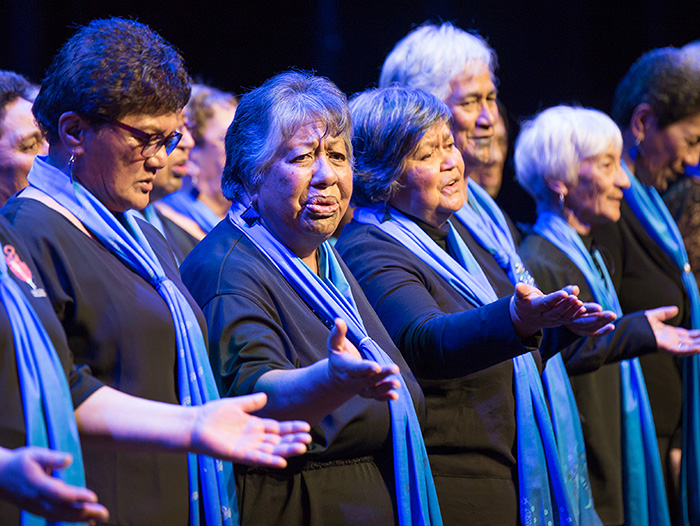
[0,194,200,526]
[179,217,425,526]
[520,229,658,524]
[0,214,102,525]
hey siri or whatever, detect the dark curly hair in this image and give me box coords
[0,71,32,127]
[33,17,191,144]
[612,47,700,130]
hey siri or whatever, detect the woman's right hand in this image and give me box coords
[509,283,586,339]
[0,446,109,524]
[327,319,401,402]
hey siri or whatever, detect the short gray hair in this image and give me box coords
[222,70,352,202]
[515,105,622,206]
[379,21,497,100]
[350,86,452,207]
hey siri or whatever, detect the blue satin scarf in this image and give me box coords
[161,189,220,233]
[228,202,443,526]
[534,210,670,526]
[0,243,87,526]
[622,163,700,526]
[27,156,236,526]
[453,179,600,526]
[353,204,577,526]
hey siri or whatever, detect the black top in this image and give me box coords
[180,218,425,526]
[0,215,103,525]
[1,196,205,526]
[158,208,199,263]
[336,218,540,526]
[594,199,685,471]
[520,231,657,525]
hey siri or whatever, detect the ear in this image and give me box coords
[57,112,90,155]
[545,178,568,197]
[629,103,655,143]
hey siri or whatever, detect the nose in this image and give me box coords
[615,164,631,189]
[310,155,338,187]
[476,101,497,127]
[146,143,170,169]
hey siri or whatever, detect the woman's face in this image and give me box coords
[253,121,352,257]
[389,122,465,228]
[638,112,700,191]
[77,112,180,212]
[565,145,629,228]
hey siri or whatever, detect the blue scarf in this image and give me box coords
[161,189,220,233]
[534,210,670,526]
[143,203,167,238]
[0,242,87,526]
[454,179,600,525]
[622,163,700,526]
[228,202,442,526]
[27,156,236,526]
[353,204,577,526]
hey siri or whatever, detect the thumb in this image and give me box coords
[30,448,73,471]
[328,318,348,352]
[647,305,679,323]
[514,282,536,299]
[230,392,268,413]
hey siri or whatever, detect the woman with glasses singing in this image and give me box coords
[0,18,314,526]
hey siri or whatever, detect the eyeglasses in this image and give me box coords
[98,117,183,158]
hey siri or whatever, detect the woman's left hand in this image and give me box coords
[566,302,617,337]
[190,393,312,468]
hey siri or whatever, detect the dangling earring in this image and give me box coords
[68,152,76,182]
[241,201,261,226]
[629,137,642,162]
[558,192,565,213]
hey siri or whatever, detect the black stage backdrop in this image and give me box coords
[2,0,698,224]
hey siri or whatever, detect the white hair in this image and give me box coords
[515,105,623,206]
[379,21,497,100]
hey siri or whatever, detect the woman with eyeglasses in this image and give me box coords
[0,18,312,526]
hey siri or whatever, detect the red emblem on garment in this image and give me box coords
[4,245,46,297]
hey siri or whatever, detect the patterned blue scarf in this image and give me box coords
[161,189,220,233]
[534,210,670,526]
[622,163,700,526]
[454,179,600,525]
[353,204,577,526]
[228,202,443,526]
[27,156,236,526]
[0,241,87,526]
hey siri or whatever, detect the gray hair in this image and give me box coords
[222,70,352,202]
[612,47,700,130]
[379,21,497,100]
[515,105,622,206]
[350,86,452,207]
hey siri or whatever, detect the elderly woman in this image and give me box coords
[517,105,700,526]
[590,47,700,524]
[180,71,439,526]
[0,18,312,526]
[334,86,602,525]
[160,84,237,239]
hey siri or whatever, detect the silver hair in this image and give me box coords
[222,70,352,202]
[379,21,497,100]
[515,105,623,206]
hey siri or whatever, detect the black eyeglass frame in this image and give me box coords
[93,115,183,158]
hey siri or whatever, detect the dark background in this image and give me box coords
[2,0,698,223]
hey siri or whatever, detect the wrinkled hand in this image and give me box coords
[190,393,312,468]
[327,318,400,402]
[0,446,109,523]
[510,283,586,339]
[647,306,700,356]
[566,302,617,337]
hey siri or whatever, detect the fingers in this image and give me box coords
[562,285,581,297]
[229,392,269,414]
[29,448,73,471]
[277,421,312,435]
[646,305,680,323]
[566,310,617,336]
[328,318,348,352]
[580,302,603,313]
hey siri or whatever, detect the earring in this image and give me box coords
[558,192,565,212]
[68,152,76,182]
[241,201,261,226]
[629,136,642,162]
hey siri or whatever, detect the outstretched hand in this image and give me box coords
[647,306,700,356]
[327,318,400,402]
[190,393,312,468]
[566,302,617,337]
[0,446,109,523]
[510,283,586,339]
